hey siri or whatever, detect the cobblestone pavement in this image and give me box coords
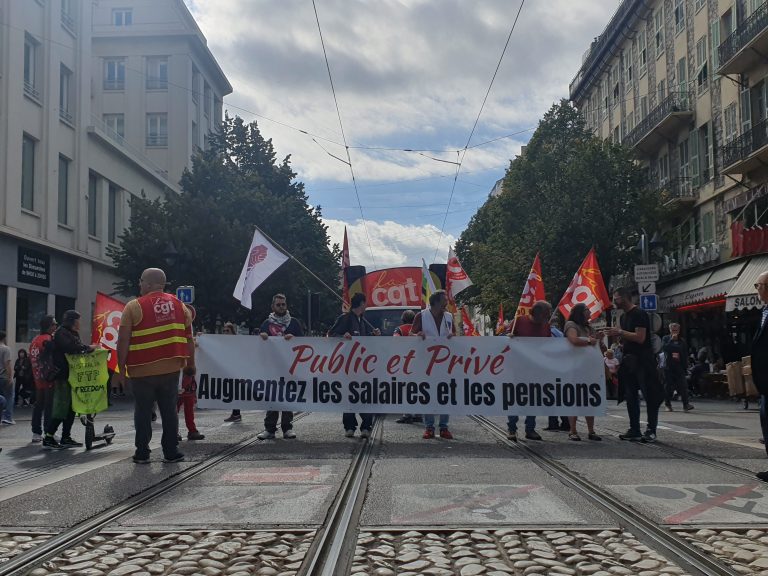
[351,528,691,576]
[678,528,768,575]
[0,532,51,563]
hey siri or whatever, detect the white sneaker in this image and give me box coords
[345,429,355,438]
[32,433,43,443]
[283,430,296,439]
[1,419,16,425]
[360,429,371,439]
[257,430,276,440]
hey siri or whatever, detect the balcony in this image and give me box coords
[721,117,768,175]
[59,109,74,125]
[622,93,694,156]
[104,79,125,91]
[661,178,697,210]
[718,3,768,75]
[23,81,40,102]
[146,135,168,147]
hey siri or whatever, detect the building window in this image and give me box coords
[679,137,690,180]
[674,0,685,35]
[146,56,168,90]
[192,120,199,149]
[21,135,35,211]
[658,153,669,184]
[103,113,125,140]
[204,82,211,117]
[702,211,714,243]
[677,57,687,95]
[613,125,620,144]
[113,8,132,26]
[88,173,98,236]
[724,103,738,143]
[146,113,168,146]
[698,123,712,183]
[658,79,666,102]
[741,75,752,133]
[627,111,635,133]
[16,289,47,343]
[24,33,40,100]
[611,65,619,106]
[694,0,706,12]
[61,0,76,32]
[710,22,720,71]
[58,155,69,225]
[59,64,73,123]
[104,58,125,90]
[214,97,223,125]
[654,8,664,56]
[696,36,708,94]
[640,95,648,119]
[108,185,118,244]
[192,66,200,102]
[624,50,633,89]
[638,31,647,77]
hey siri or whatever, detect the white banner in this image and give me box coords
[196,336,606,416]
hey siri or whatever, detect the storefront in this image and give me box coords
[725,254,768,358]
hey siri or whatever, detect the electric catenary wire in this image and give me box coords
[311,0,377,269]
[432,0,526,262]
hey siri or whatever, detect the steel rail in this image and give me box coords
[471,415,741,576]
[0,414,310,576]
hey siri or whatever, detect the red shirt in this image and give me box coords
[29,333,52,390]
[513,316,551,337]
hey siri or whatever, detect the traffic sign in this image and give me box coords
[638,282,656,295]
[634,264,659,282]
[639,294,657,311]
[176,285,195,304]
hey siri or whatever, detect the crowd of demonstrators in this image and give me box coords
[394,310,423,425]
[29,315,57,442]
[662,323,693,412]
[256,293,303,440]
[14,350,33,407]
[329,292,379,438]
[412,291,454,440]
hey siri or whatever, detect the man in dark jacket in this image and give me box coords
[752,271,768,482]
[328,293,379,438]
[43,310,94,449]
[257,294,303,440]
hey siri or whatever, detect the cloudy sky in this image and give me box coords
[185,0,621,270]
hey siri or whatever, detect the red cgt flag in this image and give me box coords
[495,303,505,335]
[557,248,612,321]
[341,227,350,312]
[92,292,126,372]
[461,305,480,336]
[515,253,546,318]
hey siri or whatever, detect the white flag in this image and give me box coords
[446,247,473,299]
[233,229,289,309]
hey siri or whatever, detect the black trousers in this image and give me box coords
[32,386,53,435]
[664,370,689,405]
[132,372,180,459]
[264,411,293,433]
[45,381,74,438]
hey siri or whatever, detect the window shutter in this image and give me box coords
[690,129,701,187]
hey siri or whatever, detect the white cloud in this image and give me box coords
[325,218,457,270]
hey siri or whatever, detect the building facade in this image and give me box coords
[0,0,232,346]
[570,0,768,360]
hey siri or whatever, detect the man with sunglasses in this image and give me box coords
[751,272,768,482]
[257,294,303,440]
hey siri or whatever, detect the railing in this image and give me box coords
[662,178,697,204]
[718,2,768,67]
[623,92,692,150]
[146,135,168,147]
[146,77,168,90]
[59,109,74,124]
[722,117,768,169]
[23,81,40,101]
[103,79,124,91]
[61,11,76,33]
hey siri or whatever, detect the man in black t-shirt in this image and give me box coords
[607,287,662,442]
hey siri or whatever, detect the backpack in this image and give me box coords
[38,337,61,382]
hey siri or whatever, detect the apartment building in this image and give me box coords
[0,0,232,346]
[570,0,768,357]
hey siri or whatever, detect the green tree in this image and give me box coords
[108,115,341,332]
[456,100,668,317]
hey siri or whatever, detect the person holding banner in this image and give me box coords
[607,287,662,443]
[114,268,194,464]
[394,310,423,425]
[329,292,379,438]
[412,290,454,440]
[564,303,601,441]
[222,322,244,423]
[257,294,303,440]
[29,315,57,442]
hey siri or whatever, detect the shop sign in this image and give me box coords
[724,183,768,213]
[726,294,765,312]
[659,243,721,276]
[17,247,50,287]
[660,280,731,310]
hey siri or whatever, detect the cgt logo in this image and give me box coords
[153,298,176,316]
[371,277,419,306]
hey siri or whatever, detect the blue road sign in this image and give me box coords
[640,293,657,312]
[176,285,195,304]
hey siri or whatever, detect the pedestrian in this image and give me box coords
[14,349,34,407]
[0,331,13,425]
[662,322,692,412]
[607,286,662,443]
[394,309,422,424]
[29,315,57,442]
[257,293,303,440]
[177,365,205,441]
[506,301,550,441]
[43,310,94,448]
[114,268,194,464]
[221,322,244,423]
[750,272,768,482]
[329,292,379,438]
[543,314,570,432]
[604,348,619,400]
[412,291,454,439]
[563,303,601,441]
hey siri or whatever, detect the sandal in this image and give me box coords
[568,432,581,441]
[588,432,602,441]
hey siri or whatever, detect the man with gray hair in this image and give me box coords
[751,271,768,482]
[662,322,692,412]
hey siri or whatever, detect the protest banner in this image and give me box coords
[67,349,110,414]
[196,336,605,416]
[92,292,125,372]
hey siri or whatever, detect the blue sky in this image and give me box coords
[185,0,622,270]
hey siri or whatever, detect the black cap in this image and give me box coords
[61,310,81,327]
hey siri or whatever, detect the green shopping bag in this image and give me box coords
[66,349,109,415]
[52,380,71,420]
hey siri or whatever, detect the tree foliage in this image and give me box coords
[456,100,668,317]
[108,115,341,331]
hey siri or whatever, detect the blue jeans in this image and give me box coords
[424,414,449,429]
[343,412,373,431]
[1,378,13,421]
[508,415,536,433]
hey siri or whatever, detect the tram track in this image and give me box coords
[471,414,743,576]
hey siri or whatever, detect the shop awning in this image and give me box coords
[726,254,768,311]
[659,260,746,312]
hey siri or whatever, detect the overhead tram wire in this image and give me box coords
[432,0,526,263]
[311,0,377,270]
